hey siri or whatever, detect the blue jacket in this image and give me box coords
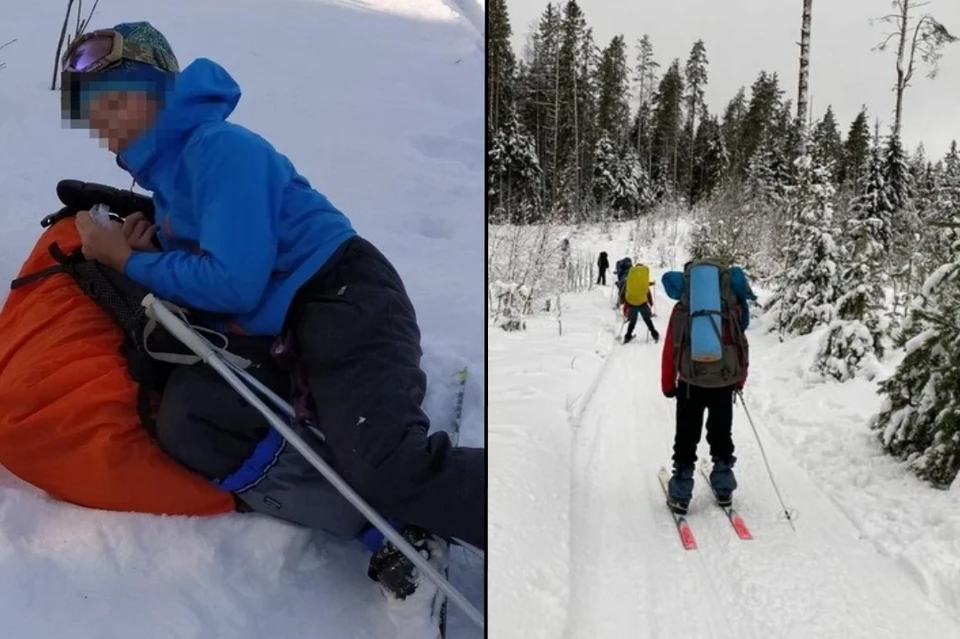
[119,58,356,335]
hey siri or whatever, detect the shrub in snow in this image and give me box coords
[687,217,750,269]
[489,281,530,331]
[768,154,841,337]
[870,237,960,487]
[813,146,892,382]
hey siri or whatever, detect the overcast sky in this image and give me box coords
[507,0,960,158]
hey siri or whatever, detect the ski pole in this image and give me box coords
[142,295,485,630]
[735,391,796,531]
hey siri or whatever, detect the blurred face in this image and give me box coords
[86,90,158,153]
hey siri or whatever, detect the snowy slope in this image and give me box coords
[490,223,960,638]
[0,0,483,637]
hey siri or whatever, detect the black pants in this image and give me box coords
[672,383,735,467]
[597,269,607,285]
[289,237,486,550]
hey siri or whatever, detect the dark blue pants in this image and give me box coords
[288,237,486,550]
[626,303,657,339]
[155,238,485,550]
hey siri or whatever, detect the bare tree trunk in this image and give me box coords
[893,0,910,137]
[552,46,560,212]
[572,58,580,222]
[51,0,77,90]
[797,0,813,150]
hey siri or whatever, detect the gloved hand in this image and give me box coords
[663,389,676,399]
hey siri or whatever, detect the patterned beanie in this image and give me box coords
[73,21,179,118]
[109,21,179,73]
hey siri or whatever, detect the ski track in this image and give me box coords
[561,284,960,639]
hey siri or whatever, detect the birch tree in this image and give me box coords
[872,0,957,137]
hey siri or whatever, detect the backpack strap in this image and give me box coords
[10,242,82,290]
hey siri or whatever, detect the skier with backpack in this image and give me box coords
[660,259,756,514]
[614,257,632,289]
[619,262,659,344]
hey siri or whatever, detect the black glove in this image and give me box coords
[663,389,676,399]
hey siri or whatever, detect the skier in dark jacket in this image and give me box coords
[62,21,484,597]
[597,251,609,285]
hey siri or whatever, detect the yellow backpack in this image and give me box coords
[624,264,651,306]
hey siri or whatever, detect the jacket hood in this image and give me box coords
[118,58,241,187]
[662,271,683,300]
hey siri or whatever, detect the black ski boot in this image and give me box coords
[667,464,694,515]
[623,333,634,343]
[666,497,689,515]
[367,526,438,600]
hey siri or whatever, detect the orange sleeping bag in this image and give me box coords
[0,220,234,516]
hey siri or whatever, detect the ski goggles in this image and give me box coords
[61,29,177,74]
[60,30,176,122]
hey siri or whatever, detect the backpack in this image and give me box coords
[668,259,749,389]
[10,179,254,435]
[623,264,651,306]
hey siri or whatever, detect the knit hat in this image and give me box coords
[70,22,178,120]
[106,21,179,74]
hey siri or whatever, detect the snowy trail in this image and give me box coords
[560,287,960,639]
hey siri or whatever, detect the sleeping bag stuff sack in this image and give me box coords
[623,264,651,306]
[688,262,723,362]
[0,219,235,516]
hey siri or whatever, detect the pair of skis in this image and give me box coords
[657,464,752,550]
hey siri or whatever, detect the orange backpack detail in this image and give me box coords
[0,219,234,516]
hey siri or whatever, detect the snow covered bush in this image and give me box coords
[489,280,530,331]
[630,204,687,268]
[487,223,597,322]
[813,144,892,382]
[871,230,960,487]
[768,154,841,336]
[687,217,750,270]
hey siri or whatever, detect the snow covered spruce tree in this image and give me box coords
[813,141,892,381]
[870,220,960,487]
[770,153,841,337]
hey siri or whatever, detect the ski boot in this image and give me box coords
[623,332,634,344]
[667,464,695,515]
[709,457,738,507]
[367,525,441,600]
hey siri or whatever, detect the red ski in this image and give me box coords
[699,463,753,540]
[658,467,698,550]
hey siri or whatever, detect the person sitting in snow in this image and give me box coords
[59,21,485,597]
[659,259,755,514]
[619,262,659,344]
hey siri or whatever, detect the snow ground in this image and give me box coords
[489,221,960,638]
[0,0,483,637]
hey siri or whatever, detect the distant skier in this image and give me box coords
[614,257,632,289]
[659,259,755,514]
[619,262,659,344]
[596,251,609,285]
